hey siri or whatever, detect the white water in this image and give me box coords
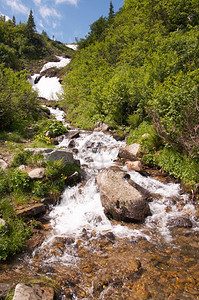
[41,56,71,73]
[29,56,70,101]
[40,108,198,251]
[29,51,198,262]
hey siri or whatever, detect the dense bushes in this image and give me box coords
[0,65,39,131]
[61,0,199,186]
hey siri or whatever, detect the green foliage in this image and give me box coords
[128,121,162,152]
[155,147,199,185]
[127,114,141,129]
[10,150,32,167]
[45,160,81,193]
[32,181,49,198]
[0,65,39,131]
[0,216,32,260]
[9,170,31,193]
[46,121,67,137]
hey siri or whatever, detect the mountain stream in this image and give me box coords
[1,56,198,299]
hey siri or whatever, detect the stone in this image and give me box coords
[53,135,64,145]
[66,131,80,139]
[68,139,76,148]
[125,160,142,172]
[28,168,45,179]
[67,171,82,186]
[97,169,151,222]
[118,143,140,161]
[45,131,54,138]
[94,121,113,132]
[13,283,54,300]
[168,217,193,228]
[0,158,8,170]
[18,165,26,171]
[46,150,80,166]
[16,203,47,218]
[112,132,125,141]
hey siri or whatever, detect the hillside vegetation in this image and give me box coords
[62,0,199,189]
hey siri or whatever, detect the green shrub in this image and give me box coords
[156,147,199,186]
[0,217,32,261]
[9,169,31,193]
[127,113,141,129]
[0,168,9,197]
[10,150,32,167]
[32,181,49,198]
[127,121,163,152]
[46,121,67,137]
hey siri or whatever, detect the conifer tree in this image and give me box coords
[108,1,115,22]
[12,15,16,26]
[26,9,36,40]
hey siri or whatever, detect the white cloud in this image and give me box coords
[4,0,29,14]
[33,0,41,5]
[39,5,61,19]
[55,0,79,5]
[52,22,57,28]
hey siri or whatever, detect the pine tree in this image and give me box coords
[12,16,16,26]
[26,9,36,40]
[108,1,115,22]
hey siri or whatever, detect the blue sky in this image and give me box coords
[0,0,124,42]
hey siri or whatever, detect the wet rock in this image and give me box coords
[85,157,94,163]
[112,132,125,141]
[125,160,142,172]
[168,217,193,228]
[68,139,76,148]
[97,169,151,222]
[34,75,42,84]
[66,131,80,139]
[52,135,65,145]
[13,283,54,300]
[67,171,81,186]
[85,141,95,148]
[0,158,8,170]
[126,178,152,201]
[72,148,79,154]
[26,232,45,251]
[94,121,113,132]
[28,168,45,179]
[16,203,47,218]
[118,143,140,161]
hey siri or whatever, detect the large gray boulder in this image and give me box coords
[13,283,54,300]
[45,150,80,166]
[97,169,151,222]
[25,148,80,166]
[118,143,140,161]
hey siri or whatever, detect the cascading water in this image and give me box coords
[35,107,199,266]
[25,58,199,299]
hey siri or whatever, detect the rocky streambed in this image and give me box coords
[0,107,199,299]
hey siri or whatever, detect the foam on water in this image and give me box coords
[41,56,71,73]
[36,107,198,264]
[32,76,63,100]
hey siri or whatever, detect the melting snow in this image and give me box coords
[41,56,71,73]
